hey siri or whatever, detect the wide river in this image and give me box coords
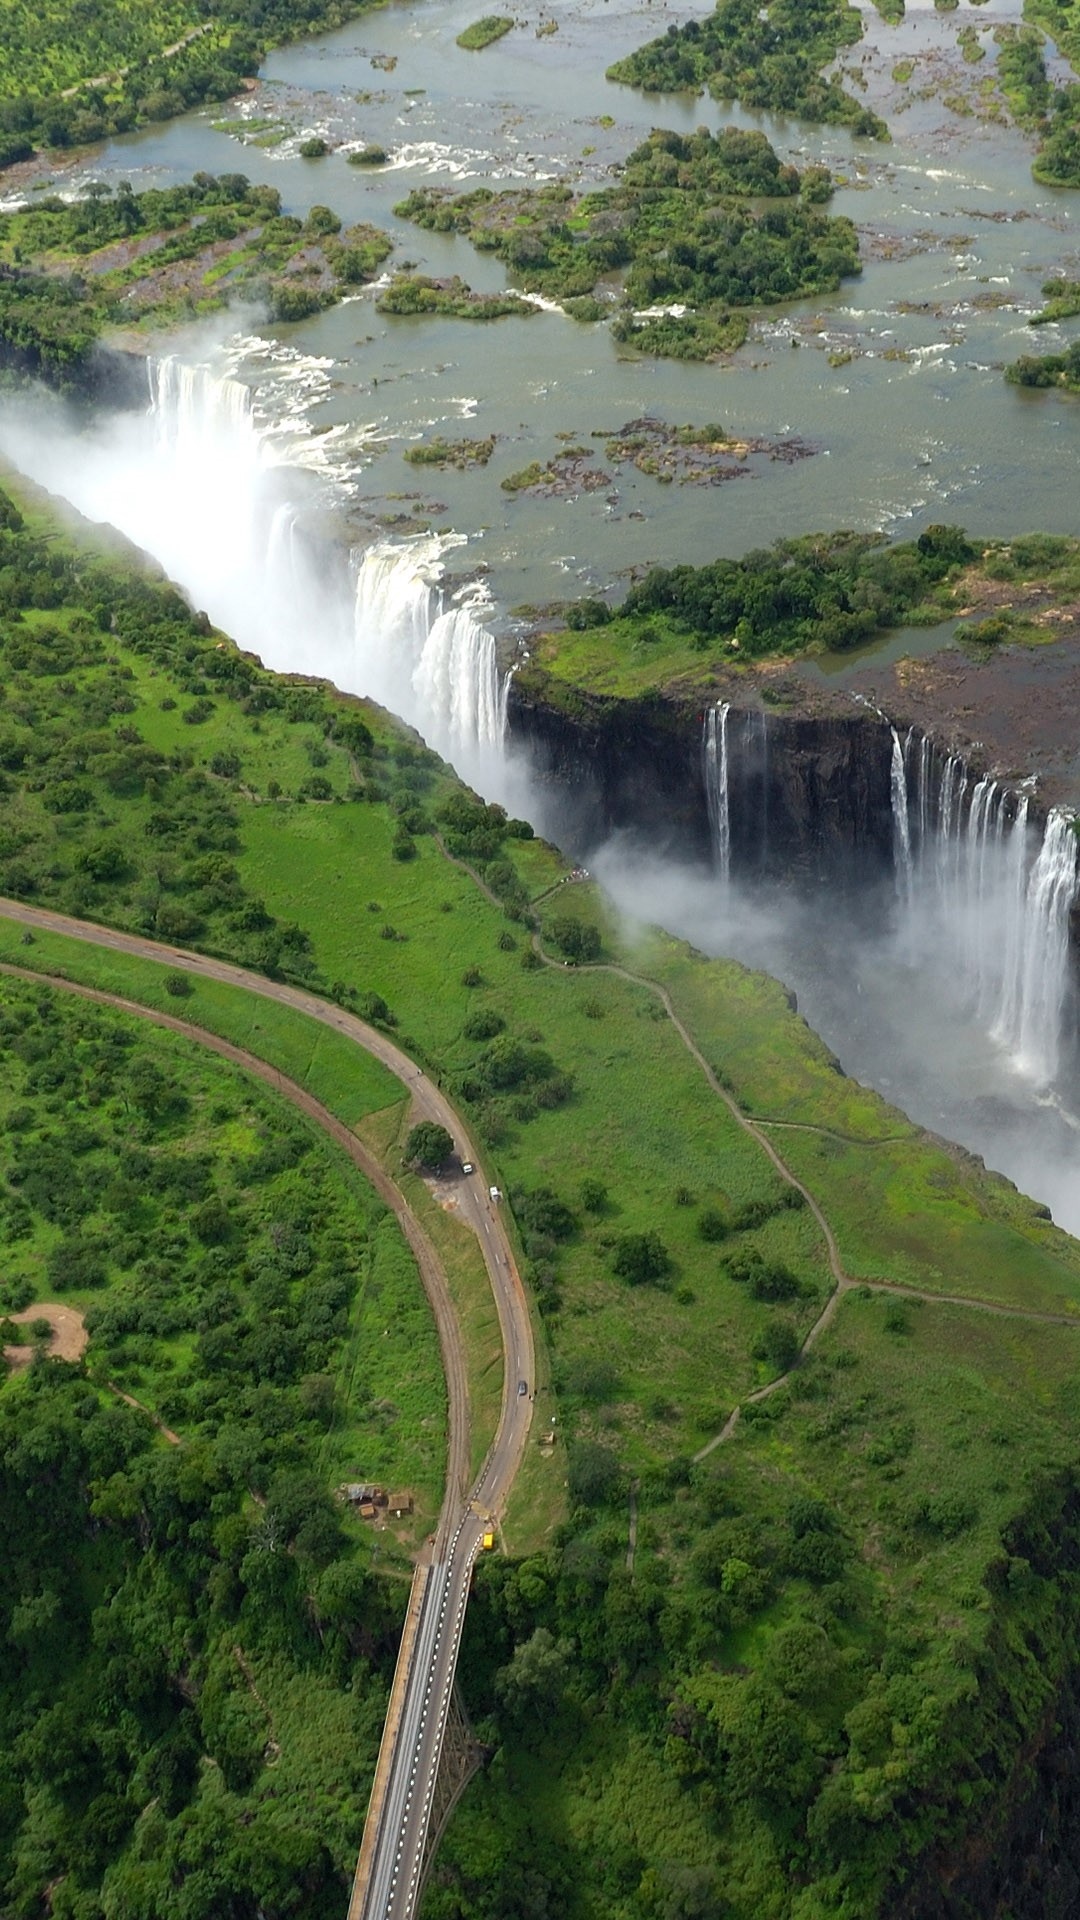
[3,0,1080,1229]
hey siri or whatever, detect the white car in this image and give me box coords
[462,1162,474,1175]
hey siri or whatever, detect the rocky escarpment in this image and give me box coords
[508,673,900,886]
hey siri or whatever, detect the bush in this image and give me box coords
[164,972,193,999]
[549,916,602,963]
[299,137,329,158]
[405,1122,453,1168]
[610,1230,671,1286]
[463,1008,505,1040]
[698,1206,729,1243]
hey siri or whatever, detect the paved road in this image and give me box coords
[0,900,536,1919]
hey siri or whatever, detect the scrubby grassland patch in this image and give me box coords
[456,16,514,50]
[606,0,887,139]
[0,174,391,389]
[395,127,858,362]
[596,415,815,486]
[0,0,378,170]
[439,1285,1080,1919]
[0,976,443,1918]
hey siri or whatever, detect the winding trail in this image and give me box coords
[524,920,1080,1461]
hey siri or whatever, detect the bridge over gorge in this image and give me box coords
[0,899,536,1920]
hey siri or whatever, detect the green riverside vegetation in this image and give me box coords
[0,0,379,171]
[606,0,888,140]
[0,175,392,389]
[6,475,1080,1913]
[396,128,859,361]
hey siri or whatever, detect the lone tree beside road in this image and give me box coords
[405,1121,454,1169]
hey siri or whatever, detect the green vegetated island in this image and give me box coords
[0,0,378,171]
[0,174,391,390]
[6,478,1080,1917]
[394,127,859,361]
[525,524,1080,705]
[606,0,887,139]
[606,0,1080,186]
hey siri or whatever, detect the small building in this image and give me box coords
[387,1490,413,1516]
[339,1483,387,1507]
[359,1502,378,1521]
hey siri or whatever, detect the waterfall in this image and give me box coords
[3,350,512,789]
[703,703,731,881]
[893,731,1079,1086]
[890,728,913,904]
[351,537,509,766]
[991,810,1079,1083]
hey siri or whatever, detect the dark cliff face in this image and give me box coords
[507,679,897,887]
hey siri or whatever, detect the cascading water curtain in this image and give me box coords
[893,729,1079,1084]
[703,703,731,882]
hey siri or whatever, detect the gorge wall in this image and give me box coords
[507,679,897,885]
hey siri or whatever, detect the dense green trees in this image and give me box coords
[594,525,978,658]
[607,0,887,139]
[0,979,432,1917]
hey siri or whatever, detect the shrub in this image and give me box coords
[164,972,193,999]
[405,1122,453,1168]
[610,1230,671,1286]
[463,1008,505,1040]
[698,1206,729,1243]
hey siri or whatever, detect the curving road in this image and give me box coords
[0,899,535,1920]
